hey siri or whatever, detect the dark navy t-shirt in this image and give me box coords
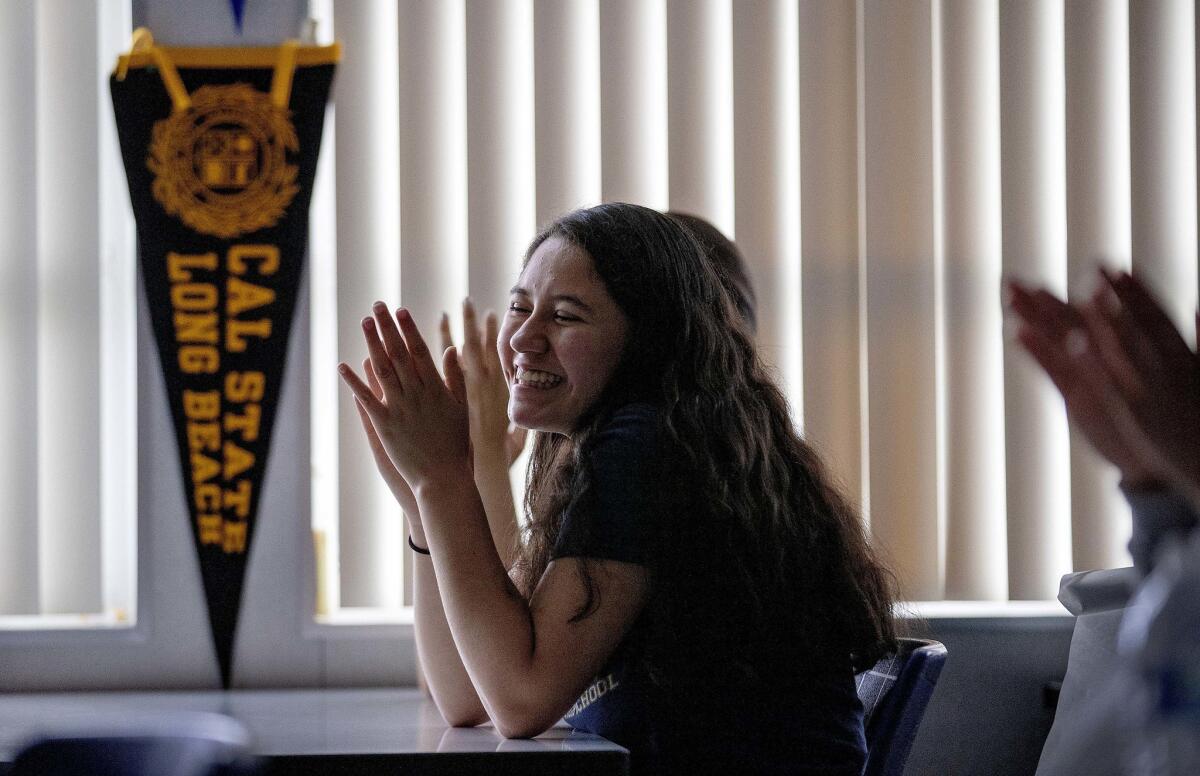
[553,403,867,775]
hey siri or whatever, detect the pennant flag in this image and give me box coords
[230,0,247,32]
[109,30,338,687]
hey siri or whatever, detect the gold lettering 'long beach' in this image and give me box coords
[567,673,621,717]
[170,245,277,556]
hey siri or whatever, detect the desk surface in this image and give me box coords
[0,688,629,775]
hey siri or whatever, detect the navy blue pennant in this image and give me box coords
[111,46,337,687]
[229,0,246,32]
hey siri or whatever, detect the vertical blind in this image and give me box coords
[999,0,1073,601]
[0,0,136,621]
[4,0,1198,622]
[320,0,1197,608]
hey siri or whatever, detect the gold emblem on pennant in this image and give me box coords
[148,84,299,239]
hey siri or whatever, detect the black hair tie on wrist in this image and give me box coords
[408,535,431,555]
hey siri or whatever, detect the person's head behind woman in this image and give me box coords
[665,211,758,333]
[505,202,894,681]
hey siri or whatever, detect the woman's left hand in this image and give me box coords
[442,300,529,468]
[338,301,472,492]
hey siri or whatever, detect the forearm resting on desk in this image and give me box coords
[409,465,519,727]
[410,478,537,730]
[418,475,648,740]
[411,535,490,727]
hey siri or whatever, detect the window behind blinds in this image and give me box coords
[0,0,137,627]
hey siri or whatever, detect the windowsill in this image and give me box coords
[301,599,1070,640]
[0,611,133,631]
[900,599,1068,619]
[0,611,144,646]
[0,599,1074,646]
[305,606,415,640]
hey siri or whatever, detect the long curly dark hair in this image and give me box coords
[510,203,895,682]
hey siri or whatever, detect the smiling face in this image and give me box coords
[499,236,629,435]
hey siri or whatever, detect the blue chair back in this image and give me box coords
[10,712,257,776]
[856,637,947,776]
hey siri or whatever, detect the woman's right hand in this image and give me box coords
[353,356,421,525]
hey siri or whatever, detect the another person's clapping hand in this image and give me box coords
[1081,270,1200,496]
[1008,270,1200,503]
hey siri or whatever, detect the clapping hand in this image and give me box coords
[440,300,528,468]
[1081,270,1200,493]
[1008,270,1200,497]
[352,353,419,517]
[338,302,472,496]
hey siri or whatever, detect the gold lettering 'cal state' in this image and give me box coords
[225,371,265,402]
[223,519,248,553]
[224,371,264,444]
[228,244,279,276]
[224,404,261,442]
[224,480,252,518]
[226,318,271,352]
[223,440,255,480]
[226,276,275,316]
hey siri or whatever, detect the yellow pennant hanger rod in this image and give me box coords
[115,28,338,112]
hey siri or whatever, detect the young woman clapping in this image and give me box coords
[339,202,895,775]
